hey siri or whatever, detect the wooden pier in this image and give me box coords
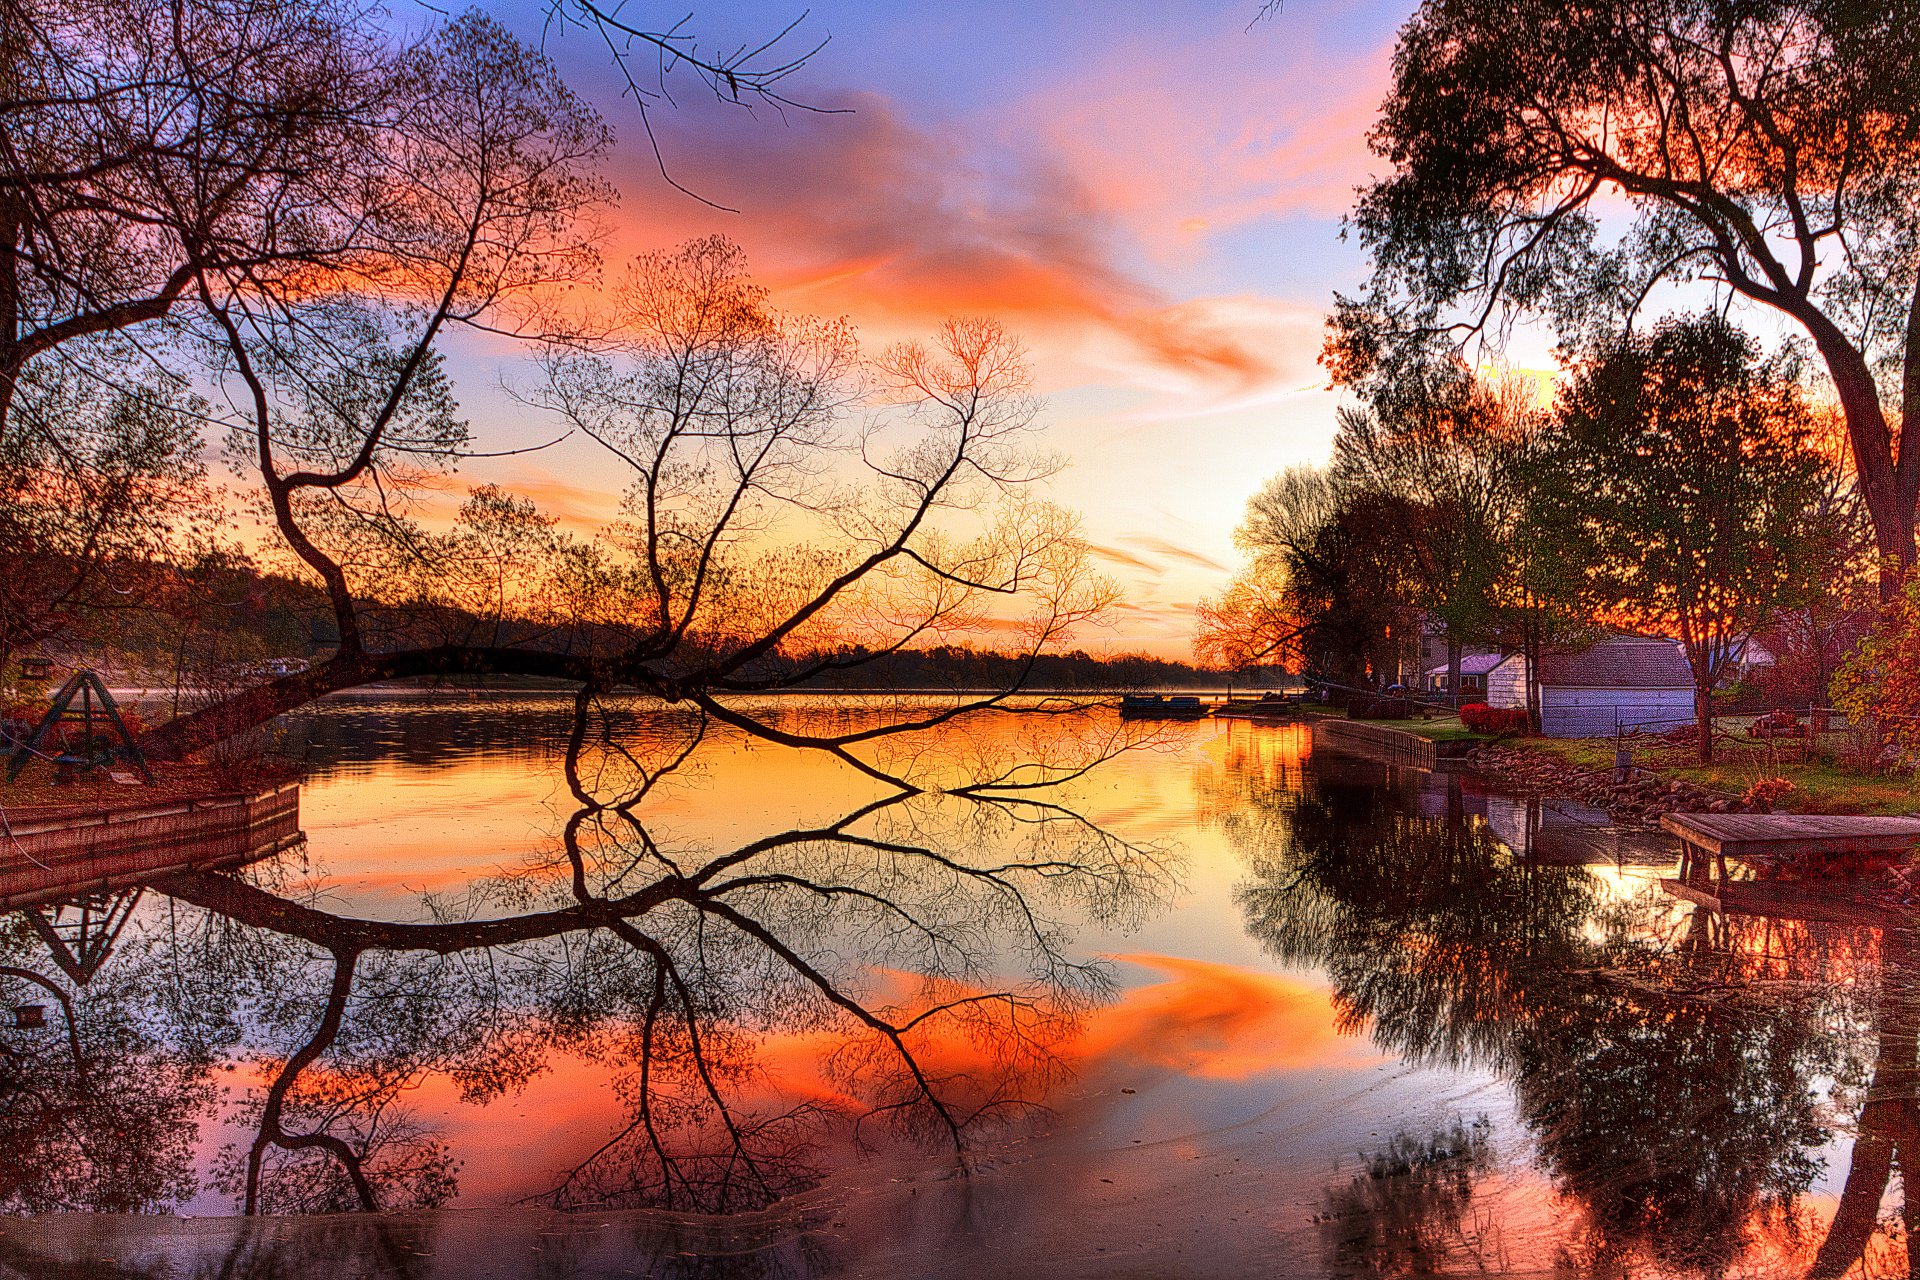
[1661,812,1920,878]
[0,783,302,909]
[1659,812,1920,927]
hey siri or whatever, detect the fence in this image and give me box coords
[1312,719,1439,770]
[0,783,302,908]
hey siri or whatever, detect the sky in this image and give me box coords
[445,0,1420,659]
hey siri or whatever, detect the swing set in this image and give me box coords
[4,670,154,785]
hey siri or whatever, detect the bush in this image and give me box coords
[1460,703,1529,736]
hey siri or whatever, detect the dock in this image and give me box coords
[0,782,303,909]
[1660,812,1920,862]
[1658,812,1920,923]
[1661,876,1898,928]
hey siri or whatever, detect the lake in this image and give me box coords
[0,693,1906,1278]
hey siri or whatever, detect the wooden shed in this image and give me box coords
[1486,635,1695,738]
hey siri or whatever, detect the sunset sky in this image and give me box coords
[447,0,1428,658]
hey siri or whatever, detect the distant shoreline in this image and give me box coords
[101,680,1304,703]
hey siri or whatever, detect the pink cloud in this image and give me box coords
[1011,18,1396,251]
[592,91,1323,398]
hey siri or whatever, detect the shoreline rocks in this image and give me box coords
[1462,743,1761,827]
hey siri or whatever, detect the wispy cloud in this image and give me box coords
[595,91,1326,401]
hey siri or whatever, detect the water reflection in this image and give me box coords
[1230,744,1897,1276]
[10,707,1920,1279]
[0,695,1175,1221]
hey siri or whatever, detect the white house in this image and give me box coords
[1424,651,1504,697]
[1485,635,1695,738]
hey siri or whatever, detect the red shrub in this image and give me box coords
[1460,703,1530,736]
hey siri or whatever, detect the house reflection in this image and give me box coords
[1236,747,1903,1278]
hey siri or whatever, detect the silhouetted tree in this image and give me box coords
[1327,0,1920,591]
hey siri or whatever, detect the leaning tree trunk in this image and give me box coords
[1445,634,1462,709]
[1808,305,1918,601]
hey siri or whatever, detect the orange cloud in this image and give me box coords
[1077,953,1376,1082]
[595,92,1316,399]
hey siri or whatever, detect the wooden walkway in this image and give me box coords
[1661,811,1920,886]
[1659,812,1920,927]
[0,783,302,909]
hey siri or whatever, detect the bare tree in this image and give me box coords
[148,237,1110,790]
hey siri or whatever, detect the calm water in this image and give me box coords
[0,695,1909,1278]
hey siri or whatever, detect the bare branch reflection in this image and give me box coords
[3,693,1175,1217]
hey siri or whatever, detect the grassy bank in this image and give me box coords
[1509,734,1920,816]
[1343,715,1489,744]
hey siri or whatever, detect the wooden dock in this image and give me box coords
[0,783,303,909]
[1660,876,1897,928]
[1659,812,1920,861]
[1658,812,1920,927]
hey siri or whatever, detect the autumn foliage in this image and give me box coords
[1833,575,1920,754]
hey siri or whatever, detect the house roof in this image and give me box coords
[1423,652,1506,677]
[1537,635,1693,689]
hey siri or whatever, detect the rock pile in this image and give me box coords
[1463,744,1762,827]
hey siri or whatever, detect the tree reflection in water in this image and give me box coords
[0,695,1175,1218]
[1229,742,1896,1276]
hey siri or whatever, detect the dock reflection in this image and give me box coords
[1236,745,1903,1277]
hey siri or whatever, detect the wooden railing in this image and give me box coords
[1311,720,1439,770]
[0,783,302,908]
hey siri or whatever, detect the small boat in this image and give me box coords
[1212,693,1300,719]
[1119,694,1210,719]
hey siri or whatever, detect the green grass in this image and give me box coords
[1356,716,1489,743]
[1510,733,1920,815]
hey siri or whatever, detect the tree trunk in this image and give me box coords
[1695,679,1713,764]
[1524,615,1543,734]
[1446,634,1462,710]
[138,644,611,761]
[1806,312,1916,599]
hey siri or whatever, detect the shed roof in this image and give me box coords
[1538,635,1693,689]
[1424,652,1506,677]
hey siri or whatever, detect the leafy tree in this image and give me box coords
[1196,467,1421,690]
[1333,365,1540,698]
[1329,0,1920,591]
[1194,466,1333,673]
[1529,314,1837,760]
[0,351,218,680]
[1832,573,1920,759]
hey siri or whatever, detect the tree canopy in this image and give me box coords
[1529,313,1837,758]
[1332,0,1920,585]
